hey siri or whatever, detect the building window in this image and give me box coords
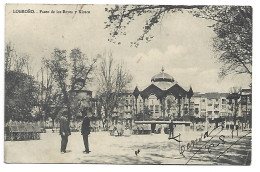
[208,111,212,115]
[249,96,252,103]
[222,99,226,104]
[202,99,205,102]
[214,104,219,109]
[241,95,251,105]
[155,105,159,113]
[195,108,199,114]
[125,100,128,105]
[150,105,154,113]
[208,103,212,106]
[184,108,188,114]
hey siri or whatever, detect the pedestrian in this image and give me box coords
[169,117,174,139]
[60,112,71,154]
[81,113,91,154]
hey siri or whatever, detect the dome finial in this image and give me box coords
[161,66,164,73]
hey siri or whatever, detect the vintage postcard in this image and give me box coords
[4,4,252,164]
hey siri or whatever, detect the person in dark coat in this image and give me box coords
[169,118,174,139]
[81,113,91,153]
[60,112,71,153]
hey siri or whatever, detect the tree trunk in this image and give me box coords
[61,87,72,122]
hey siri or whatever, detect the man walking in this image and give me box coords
[168,116,174,139]
[60,112,71,153]
[81,113,91,154]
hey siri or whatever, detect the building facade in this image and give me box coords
[111,91,135,127]
[191,92,230,119]
[190,89,251,129]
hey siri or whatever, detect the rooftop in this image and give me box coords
[151,67,175,83]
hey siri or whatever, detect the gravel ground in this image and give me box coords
[4,128,251,165]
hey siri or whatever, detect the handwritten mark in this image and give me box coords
[185,127,224,164]
[168,134,182,142]
[185,127,251,164]
[216,132,251,159]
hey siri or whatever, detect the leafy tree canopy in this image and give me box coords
[5,71,39,122]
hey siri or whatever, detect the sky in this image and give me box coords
[5,4,252,94]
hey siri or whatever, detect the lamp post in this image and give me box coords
[177,94,182,120]
[187,87,194,129]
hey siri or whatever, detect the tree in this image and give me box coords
[69,49,98,121]
[5,71,38,122]
[5,42,14,72]
[70,48,98,91]
[5,43,38,122]
[44,49,72,120]
[105,5,252,78]
[5,42,32,75]
[105,5,203,47]
[48,92,64,128]
[38,65,64,128]
[192,6,252,78]
[227,87,241,138]
[32,64,57,126]
[44,48,97,122]
[96,52,132,128]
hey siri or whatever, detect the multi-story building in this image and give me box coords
[189,89,251,129]
[111,91,135,127]
[239,89,252,128]
[191,92,230,119]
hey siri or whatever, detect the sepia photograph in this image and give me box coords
[3,3,253,165]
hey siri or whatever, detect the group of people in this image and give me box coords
[59,112,91,154]
[59,112,175,153]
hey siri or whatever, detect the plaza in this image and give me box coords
[5,128,251,164]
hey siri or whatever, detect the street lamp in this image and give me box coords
[177,94,182,120]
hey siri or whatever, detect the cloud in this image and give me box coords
[125,45,251,93]
[126,44,202,89]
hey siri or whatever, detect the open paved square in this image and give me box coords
[4,129,251,164]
